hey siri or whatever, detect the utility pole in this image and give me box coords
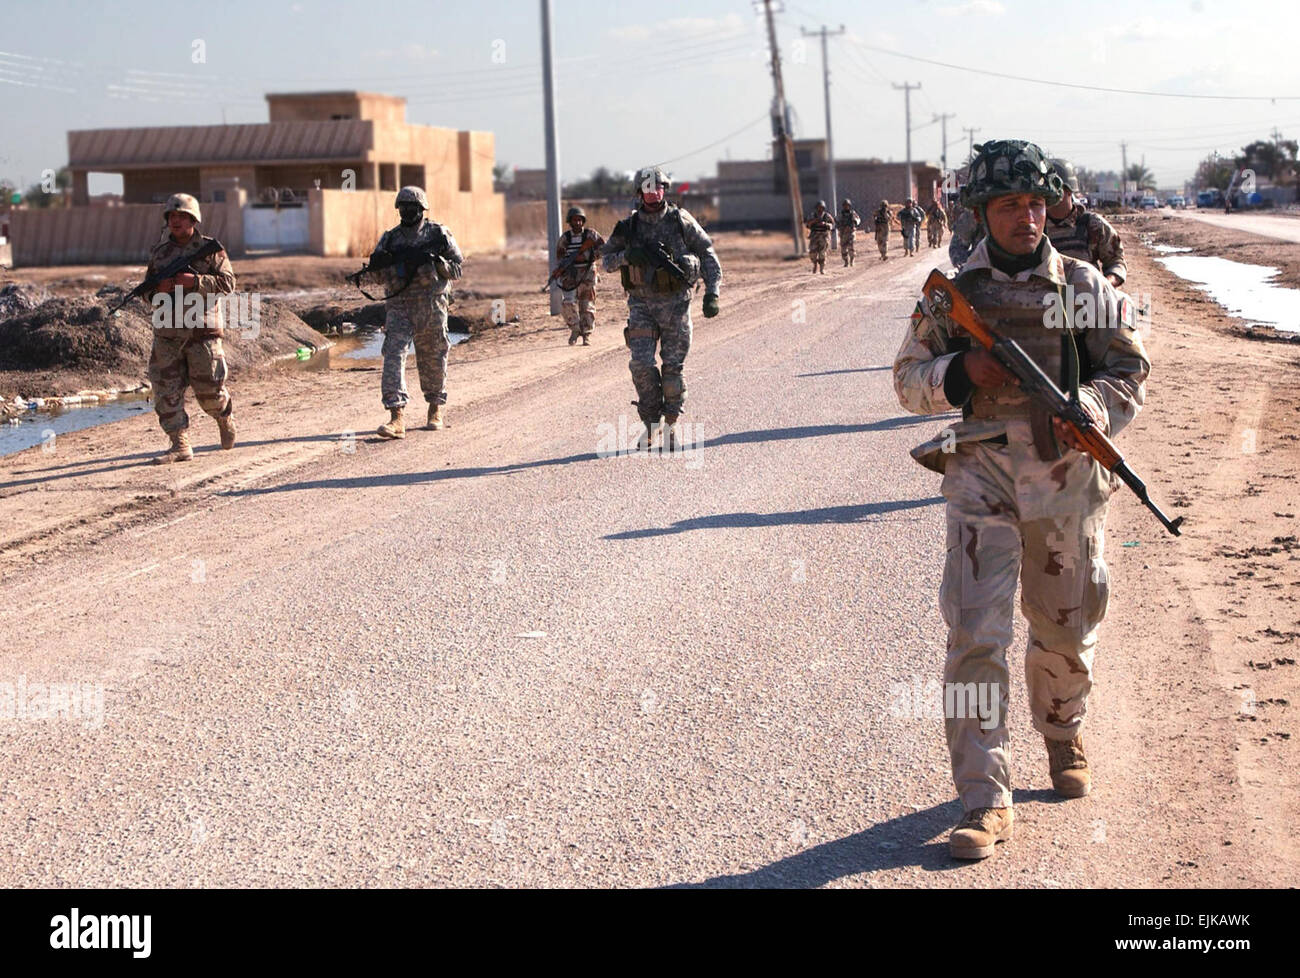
[1120,141,1128,206]
[764,0,804,254]
[540,0,562,315]
[893,82,920,201]
[802,23,845,248]
[962,125,980,172]
[933,112,956,175]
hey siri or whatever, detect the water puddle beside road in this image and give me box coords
[1,392,153,457]
[288,329,471,370]
[1155,255,1300,332]
[1150,244,1192,254]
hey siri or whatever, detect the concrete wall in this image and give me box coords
[9,200,245,267]
[310,187,505,258]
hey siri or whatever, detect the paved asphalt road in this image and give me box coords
[1170,207,1300,242]
[0,249,1264,887]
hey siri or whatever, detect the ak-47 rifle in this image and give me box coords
[542,235,600,293]
[923,268,1184,537]
[347,240,449,301]
[106,238,224,315]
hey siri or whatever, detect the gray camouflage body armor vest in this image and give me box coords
[616,207,690,295]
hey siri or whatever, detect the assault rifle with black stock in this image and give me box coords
[542,235,600,293]
[636,239,689,286]
[346,240,448,301]
[106,238,225,315]
[923,268,1184,536]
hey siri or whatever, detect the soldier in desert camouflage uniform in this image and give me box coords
[892,139,1150,861]
[804,200,835,274]
[873,199,892,261]
[1046,159,1127,287]
[557,205,605,345]
[837,198,861,267]
[370,186,464,439]
[144,193,237,464]
[926,201,948,249]
[603,165,721,448]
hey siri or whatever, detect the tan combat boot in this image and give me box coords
[152,429,193,465]
[949,806,1013,860]
[377,407,405,440]
[216,408,236,451]
[426,404,445,431]
[1045,734,1091,798]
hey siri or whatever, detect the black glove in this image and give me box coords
[702,293,719,318]
[624,245,651,266]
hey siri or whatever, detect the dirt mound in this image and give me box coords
[0,294,328,398]
[0,283,53,319]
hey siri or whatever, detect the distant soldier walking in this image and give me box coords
[873,199,892,261]
[926,201,948,249]
[899,198,925,256]
[555,206,605,345]
[804,200,835,274]
[144,193,237,464]
[603,166,721,449]
[370,186,464,439]
[837,198,861,267]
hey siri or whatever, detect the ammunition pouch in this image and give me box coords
[624,324,659,347]
[620,263,685,294]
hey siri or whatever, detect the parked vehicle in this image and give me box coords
[1197,188,1223,208]
[1166,195,1185,208]
[1140,195,1159,209]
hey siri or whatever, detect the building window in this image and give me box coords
[331,114,353,120]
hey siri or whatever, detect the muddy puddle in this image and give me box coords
[1155,255,1300,332]
[286,329,470,371]
[1,392,154,457]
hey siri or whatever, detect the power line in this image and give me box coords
[843,37,1300,102]
[652,113,770,168]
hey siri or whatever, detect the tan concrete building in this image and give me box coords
[12,91,505,264]
[717,138,942,230]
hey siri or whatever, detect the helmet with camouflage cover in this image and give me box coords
[1048,158,1080,193]
[634,166,670,194]
[842,198,852,207]
[961,139,1063,209]
[163,193,201,223]
[566,205,586,222]
[395,186,429,210]
[816,199,827,210]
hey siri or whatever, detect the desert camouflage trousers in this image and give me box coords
[875,224,889,258]
[148,335,231,434]
[381,295,449,409]
[561,271,597,336]
[928,223,945,248]
[624,292,692,422]
[939,421,1112,811]
[840,235,855,261]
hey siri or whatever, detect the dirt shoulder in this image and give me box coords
[1101,229,1300,879]
[1124,210,1300,294]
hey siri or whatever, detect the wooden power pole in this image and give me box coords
[763,0,805,255]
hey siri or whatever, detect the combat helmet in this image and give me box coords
[634,166,670,194]
[816,199,827,210]
[1048,158,1081,193]
[961,140,1063,209]
[163,193,201,223]
[566,205,586,222]
[395,186,429,210]
[842,198,853,207]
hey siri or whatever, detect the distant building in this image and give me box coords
[716,139,943,230]
[9,91,506,263]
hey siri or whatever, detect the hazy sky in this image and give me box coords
[3,0,1298,195]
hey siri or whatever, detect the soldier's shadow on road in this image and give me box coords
[605,495,943,540]
[222,416,938,497]
[0,434,344,491]
[670,788,1061,888]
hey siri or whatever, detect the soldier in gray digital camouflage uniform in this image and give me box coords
[368,186,464,439]
[603,166,722,448]
[892,139,1151,861]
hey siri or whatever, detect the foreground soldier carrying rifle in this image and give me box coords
[893,139,1158,861]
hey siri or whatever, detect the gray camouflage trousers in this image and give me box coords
[381,295,449,409]
[939,420,1112,811]
[625,292,692,422]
